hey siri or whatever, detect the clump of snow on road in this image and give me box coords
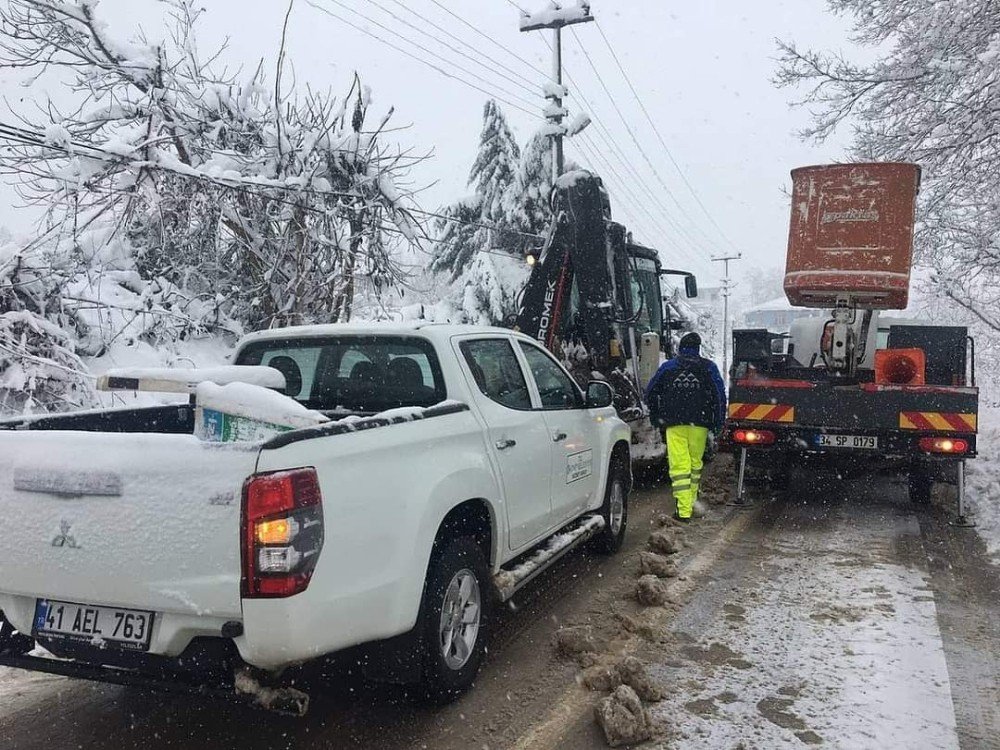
[966,407,1000,556]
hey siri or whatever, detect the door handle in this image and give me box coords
[495,438,517,450]
[552,432,567,442]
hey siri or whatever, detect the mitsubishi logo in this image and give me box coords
[52,520,80,549]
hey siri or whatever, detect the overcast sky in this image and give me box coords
[0,0,858,285]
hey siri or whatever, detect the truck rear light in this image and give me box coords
[918,437,969,455]
[242,468,324,598]
[732,428,776,446]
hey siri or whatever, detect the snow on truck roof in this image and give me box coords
[236,321,532,347]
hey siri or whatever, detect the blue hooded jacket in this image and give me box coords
[644,346,727,430]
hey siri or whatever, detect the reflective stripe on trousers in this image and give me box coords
[665,424,709,519]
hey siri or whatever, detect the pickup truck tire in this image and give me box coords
[594,459,629,554]
[419,536,491,703]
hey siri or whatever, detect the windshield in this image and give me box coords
[235,336,446,414]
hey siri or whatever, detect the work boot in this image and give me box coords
[672,512,691,524]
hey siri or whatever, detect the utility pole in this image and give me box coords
[711,253,742,378]
[519,2,594,177]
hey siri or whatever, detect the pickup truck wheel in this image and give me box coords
[594,461,629,554]
[419,537,490,703]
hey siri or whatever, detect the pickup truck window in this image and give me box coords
[519,343,583,410]
[236,336,445,413]
[460,339,532,410]
[256,347,321,398]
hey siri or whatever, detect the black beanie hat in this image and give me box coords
[679,332,701,350]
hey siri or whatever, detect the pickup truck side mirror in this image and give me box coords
[585,381,614,409]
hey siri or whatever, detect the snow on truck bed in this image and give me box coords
[196,381,327,429]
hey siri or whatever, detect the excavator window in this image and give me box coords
[629,258,663,339]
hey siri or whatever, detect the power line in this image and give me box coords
[427,0,549,79]
[530,32,716,260]
[302,0,542,120]
[569,82,712,258]
[595,19,738,251]
[324,0,540,111]
[565,26,716,253]
[573,130,711,274]
[572,131,669,246]
[364,0,537,94]
[569,134,647,240]
[385,0,539,90]
[568,26,721,253]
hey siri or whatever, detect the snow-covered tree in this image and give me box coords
[0,0,420,412]
[0,242,94,413]
[775,0,1000,334]
[506,131,556,238]
[432,100,520,279]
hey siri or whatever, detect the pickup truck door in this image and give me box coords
[457,337,555,550]
[517,342,601,524]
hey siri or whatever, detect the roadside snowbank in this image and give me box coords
[965,407,1000,556]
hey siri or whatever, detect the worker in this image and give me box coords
[644,332,727,522]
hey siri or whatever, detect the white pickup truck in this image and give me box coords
[0,323,631,710]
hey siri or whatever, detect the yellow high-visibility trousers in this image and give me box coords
[665,425,709,518]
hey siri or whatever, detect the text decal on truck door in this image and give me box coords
[566,449,594,483]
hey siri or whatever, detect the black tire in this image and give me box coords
[594,455,629,554]
[418,536,491,703]
[908,467,933,505]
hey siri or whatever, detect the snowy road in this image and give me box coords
[644,471,986,748]
[1,462,998,750]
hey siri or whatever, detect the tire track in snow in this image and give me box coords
[646,471,961,749]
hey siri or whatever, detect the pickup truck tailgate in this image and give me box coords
[0,431,259,619]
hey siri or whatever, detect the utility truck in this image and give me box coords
[0,323,631,712]
[725,163,978,520]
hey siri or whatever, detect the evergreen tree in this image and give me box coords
[506,131,556,238]
[432,100,521,279]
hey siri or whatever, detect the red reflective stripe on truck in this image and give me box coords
[728,403,795,423]
[899,411,977,432]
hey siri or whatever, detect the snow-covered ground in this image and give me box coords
[648,480,964,749]
[965,407,1000,557]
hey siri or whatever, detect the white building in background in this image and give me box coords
[740,295,826,333]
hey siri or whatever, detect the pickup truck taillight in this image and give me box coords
[242,468,324,598]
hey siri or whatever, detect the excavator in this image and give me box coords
[514,170,699,461]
